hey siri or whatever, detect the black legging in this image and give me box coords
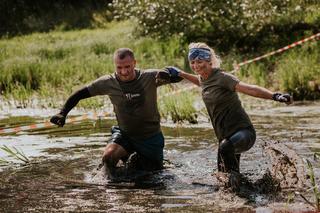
[218,126,256,173]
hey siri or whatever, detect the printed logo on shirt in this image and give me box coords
[125,93,141,100]
[119,80,145,114]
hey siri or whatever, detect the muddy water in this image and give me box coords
[0,97,320,212]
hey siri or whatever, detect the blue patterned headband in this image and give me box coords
[188,48,212,61]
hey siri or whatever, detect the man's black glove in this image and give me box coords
[156,66,183,84]
[50,113,66,127]
[166,66,180,77]
[272,93,292,104]
[164,66,183,83]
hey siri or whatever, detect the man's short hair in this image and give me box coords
[114,48,135,60]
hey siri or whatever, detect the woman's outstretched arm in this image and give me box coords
[235,82,273,99]
[235,81,292,104]
[179,71,200,86]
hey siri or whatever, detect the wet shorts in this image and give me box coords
[109,126,164,167]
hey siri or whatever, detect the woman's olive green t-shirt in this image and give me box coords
[200,68,252,141]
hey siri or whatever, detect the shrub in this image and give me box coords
[113,0,320,53]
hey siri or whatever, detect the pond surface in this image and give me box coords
[0,97,319,212]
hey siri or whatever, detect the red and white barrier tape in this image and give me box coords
[0,84,199,134]
[0,113,106,134]
[0,33,319,135]
[0,122,53,134]
[0,85,198,134]
[235,33,320,69]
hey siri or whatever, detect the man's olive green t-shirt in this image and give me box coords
[87,69,171,140]
[200,68,252,141]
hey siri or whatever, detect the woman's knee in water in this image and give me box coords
[229,128,256,153]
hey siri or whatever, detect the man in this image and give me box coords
[50,48,182,179]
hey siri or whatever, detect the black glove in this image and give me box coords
[164,66,183,83]
[156,67,182,83]
[166,66,180,77]
[272,93,292,104]
[50,113,66,127]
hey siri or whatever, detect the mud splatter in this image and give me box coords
[263,140,306,189]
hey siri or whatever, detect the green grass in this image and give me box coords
[235,40,320,100]
[276,42,320,100]
[0,20,198,121]
[238,63,269,88]
[0,21,184,101]
[0,20,320,122]
[159,86,198,124]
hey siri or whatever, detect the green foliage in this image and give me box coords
[238,63,269,88]
[0,19,319,112]
[275,42,320,100]
[113,0,320,53]
[134,36,185,68]
[4,83,34,108]
[0,0,113,37]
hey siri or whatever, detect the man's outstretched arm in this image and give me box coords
[156,67,184,86]
[50,87,92,127]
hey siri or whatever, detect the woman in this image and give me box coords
[167,42,292,178]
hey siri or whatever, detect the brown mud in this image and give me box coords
[0,97,320,212]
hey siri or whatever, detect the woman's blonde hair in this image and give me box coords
[188,42,221,68]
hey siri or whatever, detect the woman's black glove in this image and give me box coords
[272,93,292,104]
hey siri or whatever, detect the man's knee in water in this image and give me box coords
[103,126,127,167]
[102,152,117,168]
[102,144,126,168]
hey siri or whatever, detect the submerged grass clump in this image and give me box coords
[295,157,320,211]
[306,159,320,211]
[0,157,9,165]
[0,145,30,164]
